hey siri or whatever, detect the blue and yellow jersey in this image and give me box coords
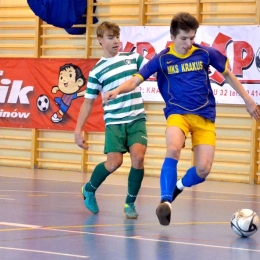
[137,43,229,122]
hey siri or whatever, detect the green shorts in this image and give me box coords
[104,118,147,154]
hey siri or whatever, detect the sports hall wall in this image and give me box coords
[1,0,260,184]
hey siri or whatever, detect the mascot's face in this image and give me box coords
[58,66,83,94]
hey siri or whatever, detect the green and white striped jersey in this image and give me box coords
[85,52,147,125]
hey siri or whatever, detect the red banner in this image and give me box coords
[0,58,105,132]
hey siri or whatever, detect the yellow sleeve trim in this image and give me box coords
[133,73,144,82]
[222,58,230,74]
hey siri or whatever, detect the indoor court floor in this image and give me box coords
[0,166,260,260]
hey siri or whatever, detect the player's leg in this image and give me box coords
[174,145,215,199]
[156,114,188,226]
[125,119,147,219]
[82,152,123,214]
[173,116,215,201]
[161,126,185,201]
[82,124,125,214]
[194,144,215,180]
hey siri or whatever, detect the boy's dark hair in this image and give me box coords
[59,63,86,86]
[170,12,199,37]
[96,21,120,38]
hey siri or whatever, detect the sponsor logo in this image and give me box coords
[0,70,34,104]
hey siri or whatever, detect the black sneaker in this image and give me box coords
[156,201,171,226]
[172,186,183,202]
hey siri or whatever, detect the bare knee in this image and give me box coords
[105,158,123,172]
[193,144,215,179]
[131,153,145,169]
[196,163,212,179]
[166,145,181,160]
[130,144,146,169]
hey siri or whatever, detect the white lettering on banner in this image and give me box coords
[0,79,10,103]
[140,82,260,104]
[0,109,30,118]
[0,72,34,104]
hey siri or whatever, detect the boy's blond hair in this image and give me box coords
[96,21,120,38]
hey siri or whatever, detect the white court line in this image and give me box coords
[0,222,41,228]
[43,227,260,254]
[1,222,260,254]
[0,247,88,258]
[0,222,88,258]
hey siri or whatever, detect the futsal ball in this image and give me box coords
[231,209,260,237]
[37,94,50,112]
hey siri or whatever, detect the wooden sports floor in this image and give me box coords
[0,166,260,260]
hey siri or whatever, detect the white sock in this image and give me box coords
[163,201,172,209]
[177,179,184,190]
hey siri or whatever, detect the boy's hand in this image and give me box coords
[51,86,59,94]
[103,90,118,105]
[245,99,260,121]
[74,132,89,150]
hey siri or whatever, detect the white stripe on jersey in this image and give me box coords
[105,94,143,112]
[85,52,147,125]
[104,108,146,121]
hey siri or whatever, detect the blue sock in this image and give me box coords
[160,158,178,202]
[182,166,205,187]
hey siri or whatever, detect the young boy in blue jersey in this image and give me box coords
[103,12,260,226]
[74,21,148,219]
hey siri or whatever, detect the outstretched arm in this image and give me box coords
[77,90,86,97]
[51,86,59,94]
[74,98,94,149]
[103,75,143,105]
[223,70,260,121]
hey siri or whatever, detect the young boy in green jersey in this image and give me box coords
[74,21,148,219]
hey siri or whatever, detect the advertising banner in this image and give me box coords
[0,58,105,131]
[120,25,260,104]
[1,26,260,130]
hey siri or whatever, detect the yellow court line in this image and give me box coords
[1,189,259,205]
[43,221,230,229]
[0,221,230,233]
[28,195,47,197]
